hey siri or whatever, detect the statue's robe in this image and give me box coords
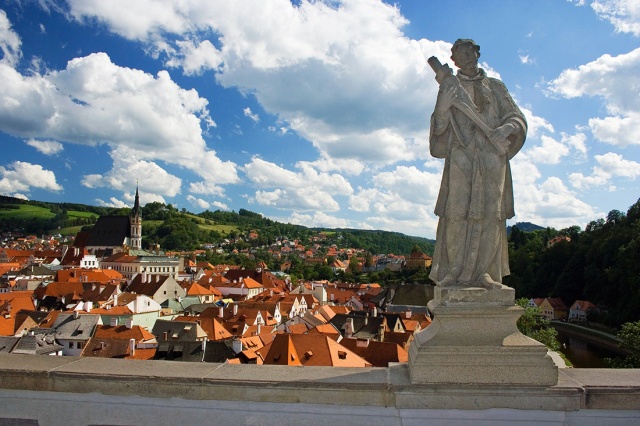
[429,69,527,287]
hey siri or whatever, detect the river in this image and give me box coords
[556,332,624,368]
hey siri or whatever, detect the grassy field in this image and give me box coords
[0,204,56,219]
[68,210,98,219]
[57,226,84,236]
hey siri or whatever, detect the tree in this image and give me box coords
[606,321,640,368]
[515,298,560,351]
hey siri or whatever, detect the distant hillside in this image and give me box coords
[0,196,434,256]
[507,222,545,234]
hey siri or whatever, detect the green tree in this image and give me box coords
[606,321,640,368]
[515,298,560,351]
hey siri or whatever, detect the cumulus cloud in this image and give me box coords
[569,152,640,189]
[186,194,211,209]
[548,47,640,146]
[81,155,182,198]
[0,49,238,195]
[591,0,640,36]
[26,139,64,155]
[243,156,353,211]
[0,161,62,195]
[287,211,351,229]
[0,10,21,67]
[64,0,449,170]
[510,157,600,228]
[522,132,588,164]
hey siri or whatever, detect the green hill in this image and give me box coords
[0,196,434,256]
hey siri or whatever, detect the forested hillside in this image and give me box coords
[506,198,640,328]
[0,196,434,256]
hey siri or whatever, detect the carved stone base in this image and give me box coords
[408,286,558,386]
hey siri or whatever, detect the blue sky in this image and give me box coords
[0,0,639,238]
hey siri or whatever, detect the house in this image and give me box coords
[0,291,38,337]
[10,332,63,355]
[82,322,157,360]
[256,334,371,367]
[405,251,432,269]
[49,312,101,356]
[339,338,409,367]
[538,298,568,321]
[100,252,182,281]
[90,292,162,330]
[126,273,186,305]
[152,319,208,362]
[569,300,599,323]
[173,315,234,342]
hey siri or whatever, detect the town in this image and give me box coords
[0,189,606,368]
[0,190,436,367]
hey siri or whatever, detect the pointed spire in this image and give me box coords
[131,185,141,218]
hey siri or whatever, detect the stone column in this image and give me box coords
[408,285,558,386]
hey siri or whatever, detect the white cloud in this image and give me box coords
[521,106,554,139]
[243,107,260,123]
[81,156,182,197]
[95,197,129,208]
[186,194,211,209]
[588,112,640,147]
[287,211,351,229]
[0,10,21,67]
[0,50,239,192]
[509,156,599,228]
[347,165,442,236]
[522,135,570,165]
[243,156,353,211]
[570,152,640,189]
[26,139,64,155]
[548,47,640,146]
[0,161,62,195]
[64,0,447,168]
[591,0,640,36]
[188,181,226,197]
[166,39,223,75]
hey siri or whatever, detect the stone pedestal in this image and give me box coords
[408,285,558,386]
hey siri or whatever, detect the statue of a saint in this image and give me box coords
[428,39,527,289]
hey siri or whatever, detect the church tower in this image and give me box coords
[130,186,142,250]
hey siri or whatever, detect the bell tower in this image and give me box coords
[130,186,142,250]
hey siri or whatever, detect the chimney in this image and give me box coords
[85,301,92,312]
[378,324,385,342]
[256,323,261,335]
[129,338,136,356]
[156,275,159,283]
[163,331,168,341]
[126,318,133,329]
[141,272,146,283]
[218,306,224,318]
[113,294,118,306]
[345,318,354,338]
[232,338,243,354]
[233,304,238,316]
[201,337,207,352]
[372,306,377,317]
[73,311,79,320]
[148,274,152,283]
[406,310,412,319]
[364,312,369,325]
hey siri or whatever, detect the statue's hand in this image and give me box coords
[489,123,516,155]
[435,76,458,115]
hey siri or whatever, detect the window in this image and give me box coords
[68,342,73,348]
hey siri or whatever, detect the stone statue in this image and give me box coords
[427,39,527,289]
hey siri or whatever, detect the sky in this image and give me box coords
[0,0,639,239]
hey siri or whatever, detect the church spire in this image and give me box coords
[131,185,141,218]
[130,185,142,250]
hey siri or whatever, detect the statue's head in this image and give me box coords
[451,39,481,60]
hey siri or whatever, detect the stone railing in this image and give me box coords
[1,354,639,426]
